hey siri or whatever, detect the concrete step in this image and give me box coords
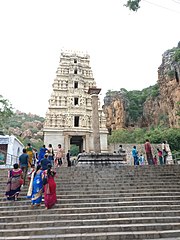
[2,194,180,207]
[1,173,180,179]
[1,209,180,223]
[2,188,180,197]
[1,200,180,211]
[2,185,180,194]
[1,216,180,229]
[1,205,180,217]
[0,192,180,202]
[2,194,180,203]
[1,222,180,237]
[0,165,179,239]
[55,194,180,200]
[1,229,180,239]
[0,166,180,175]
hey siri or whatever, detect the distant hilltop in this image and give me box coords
[4,110,45,149]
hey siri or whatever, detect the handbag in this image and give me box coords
[19,178,24,185]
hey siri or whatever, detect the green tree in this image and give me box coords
[108,127,180,152]
[70,145,79,156]
[124,0,141,11]
[118,84,159,122]
[0,95,14,130]
[174,48,180,62]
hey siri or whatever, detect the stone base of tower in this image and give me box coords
[43,128,108,155]
[77,152,127,165]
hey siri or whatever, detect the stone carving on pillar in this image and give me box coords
[44,115,50,127]
[87,116,92,128]
[81,115,87,127]
[80,96,85,106]
[65,115,72,127]
[68,97,74,106]
[62,115,66,127]
[51,115,56,127]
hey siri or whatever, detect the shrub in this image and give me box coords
[174,48,180,62]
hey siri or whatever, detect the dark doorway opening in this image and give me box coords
[70,136,83,153]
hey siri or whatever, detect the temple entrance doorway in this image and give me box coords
[70,136,83,153]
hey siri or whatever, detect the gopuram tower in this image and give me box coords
[43,50,108,155]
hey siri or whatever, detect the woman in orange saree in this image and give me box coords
[26,143,33,167]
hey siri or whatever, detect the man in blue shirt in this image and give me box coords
[19,148,29,185]
[40,153,51,170]
[132,146,139,165]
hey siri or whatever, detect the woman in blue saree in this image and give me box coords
[27,165,43,208]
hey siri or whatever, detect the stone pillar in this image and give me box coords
[82,136,86,151]
[88,88,101,153]
[85,134,90,153]
[64,134,69,156]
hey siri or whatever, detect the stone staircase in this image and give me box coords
[0,165,180,239]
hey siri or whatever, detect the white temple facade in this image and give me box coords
[43,50,108,155]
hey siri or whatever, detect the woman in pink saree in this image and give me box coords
[5,163,23,201]
[43,164,57,209]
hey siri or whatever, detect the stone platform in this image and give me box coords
[77,152,127,165]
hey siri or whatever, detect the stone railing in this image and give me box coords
[108,143,173,165]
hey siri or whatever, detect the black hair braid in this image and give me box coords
[34,165,41,178]
[47,168,51,177]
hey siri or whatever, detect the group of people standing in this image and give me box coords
[4,142,65,209]
[36,143,64,168]
[132,146,145,165]
[144,139,170,165]
[132,139,170,166]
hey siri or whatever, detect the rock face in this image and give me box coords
[143,47,180,128]
[158,50,179,127]
[103,43,180,130]
[103,91,129,132]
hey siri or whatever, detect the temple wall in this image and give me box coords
[44,130,64,153]
[100,133,108,153]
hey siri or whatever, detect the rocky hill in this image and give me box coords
[103,42,180,131]
[4,110,44,149]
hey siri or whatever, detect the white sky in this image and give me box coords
[0,0,180,117]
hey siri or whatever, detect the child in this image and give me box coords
[139,154,145,165]
[157,148,163,165]
[27,164,35,185]
[153,155,158,165]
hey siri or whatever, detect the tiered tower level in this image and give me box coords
[43,50,108,154]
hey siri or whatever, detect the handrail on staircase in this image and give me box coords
[0,149,18,167]
[172,151,180,164]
